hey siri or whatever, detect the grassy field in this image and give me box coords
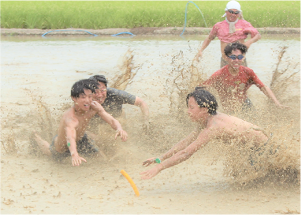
[1,1,300,29]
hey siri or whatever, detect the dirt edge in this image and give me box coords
[1,27,300,36]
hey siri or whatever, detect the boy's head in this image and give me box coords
[71,79,99,111]
[224,42,247,57]
[186,87,218,115]
[71,79,99,98]
[89,75,108,104]
[89,75,108,87]
[224,42,247,69]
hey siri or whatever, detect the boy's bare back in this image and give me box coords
[206,112,268,146]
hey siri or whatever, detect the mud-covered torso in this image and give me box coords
[56,108,97,148]
[206,113,268,147]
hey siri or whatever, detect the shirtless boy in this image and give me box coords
[200,42,287,113]
[140,88,269,179]
[195,0,261,67]
[33,79,128,166]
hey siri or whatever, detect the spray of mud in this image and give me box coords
[110,49,140,91]
[163,47,300,186]
[0,50,137,162]
[165,50,207,121]
[222,46,300,185]
[223,127,300,185]
[1,46,299,187]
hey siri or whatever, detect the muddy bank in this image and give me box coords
[1,27,300,36]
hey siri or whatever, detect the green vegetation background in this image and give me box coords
[1,1,300,29]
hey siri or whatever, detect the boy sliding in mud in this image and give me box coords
[141,88,269,179]
[33,79,128,166]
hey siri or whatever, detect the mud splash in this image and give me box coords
[165,50,207,120]
[1,43,300,187]
[223,128,300,185]
[222,46,300,185]
[110,49,140,91]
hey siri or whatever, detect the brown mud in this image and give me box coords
[1,41,300,213]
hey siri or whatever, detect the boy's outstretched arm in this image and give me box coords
[142,129,200,167]
[91,101,128,141]
[140,128,212,179]
[65,117,87,166]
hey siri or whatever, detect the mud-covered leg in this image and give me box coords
[31,132,51,156]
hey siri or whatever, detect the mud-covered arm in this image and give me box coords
[134,96,150,126]
[142,129,200,167]
[140,128,213,179]
[260,85,289,109]
[159,129,200,162]
[244,33,261,49]
[91,101,128,141]
[65,117,78,155]
[195,34,215,60]
[243,22,261,49]
[160,128,211,169]
[200,34,215,53]
[65,117,87,166]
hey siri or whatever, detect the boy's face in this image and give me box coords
[227,49,244,69]
[93,82,107,104]
[187,97,207,122]
[72,88,93,111]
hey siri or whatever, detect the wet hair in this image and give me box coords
[71,79,99,98]
[224,42,248,56]
[186,87,218,115]
[89,75,108,87]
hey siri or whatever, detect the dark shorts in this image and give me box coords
[49,133,99,161]
[249,133,279,167]
[220,57,248,68]
[242,98,254,112]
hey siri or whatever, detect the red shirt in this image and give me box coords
[209,20,259,43]
[203,65,265,109]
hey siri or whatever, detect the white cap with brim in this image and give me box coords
[222,0,242,17]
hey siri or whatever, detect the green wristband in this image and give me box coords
[155,158,161,164]
[67,142,71,147]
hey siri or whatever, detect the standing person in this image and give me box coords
[32,79,128,166]
[140,88,270,180]
[195,0,261,67]
[89,75,150,131]
[200,42,287,113]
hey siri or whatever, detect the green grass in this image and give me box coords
[1,1,300,29]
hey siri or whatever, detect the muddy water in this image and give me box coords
[1,35,300,213]
[1,35,299,113]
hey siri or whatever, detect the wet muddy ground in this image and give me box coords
[1,34,300,213]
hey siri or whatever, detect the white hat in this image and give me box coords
[222,0,242,18]
[225,0,241,11]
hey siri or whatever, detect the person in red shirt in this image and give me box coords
[200,42,287,113]
[195,0,261,68]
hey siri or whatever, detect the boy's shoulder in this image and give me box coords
[63,109,78,123]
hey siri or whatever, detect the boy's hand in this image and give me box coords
[277,104,291,109]
[90,101,103,112]
[115,129,128,142]
[140,165,163,179]
[71,153,87,166]
[194,51,203,62]
[142,157,156,167]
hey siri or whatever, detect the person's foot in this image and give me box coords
[30,132,51,156]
